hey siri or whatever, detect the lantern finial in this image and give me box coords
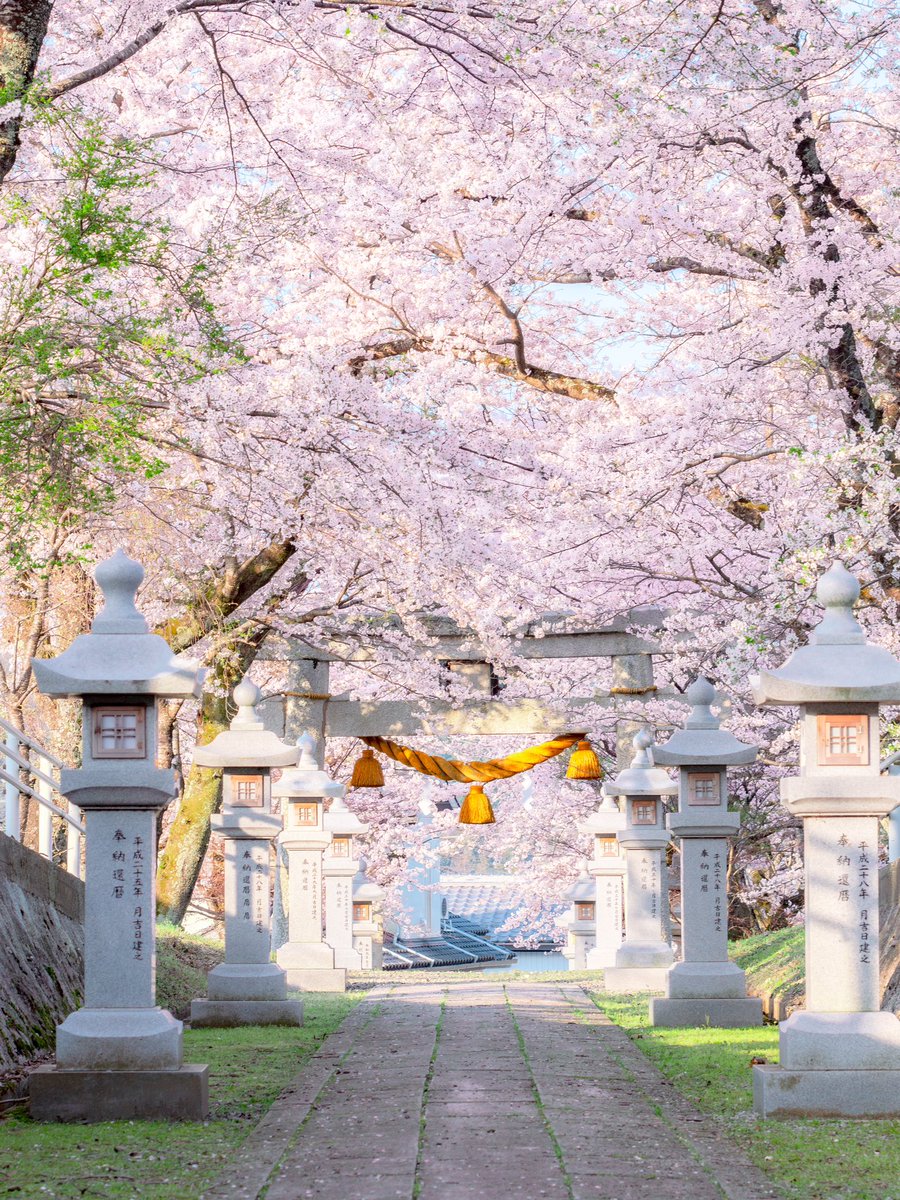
[684,677,719,730]
[92,550,148,635]
[230,677,263,730]
[813,562,865,645]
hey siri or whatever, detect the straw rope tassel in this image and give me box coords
[359,732,586,784]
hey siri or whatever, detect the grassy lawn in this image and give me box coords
[730,926,806,1014]
[0,993,360,1200]
[589,990,900,1200]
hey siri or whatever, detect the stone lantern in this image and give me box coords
[650,678,762,1027]
[751,562,900,1117]
[578,792,626,968]
[189,678,302,1027]
[563,864,596,970]
[29,551,207,1121]
[603,731,678,993]
[352,861,384,969]
[273,733,345,991]
[324,792,368,971]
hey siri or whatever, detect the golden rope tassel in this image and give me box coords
[359,732,586,784]
[350,748,384,788]
[566,739,602,781]
[458,783,495,825]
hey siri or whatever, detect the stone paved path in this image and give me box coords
[203,981,782,1200]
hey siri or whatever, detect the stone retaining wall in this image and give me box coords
[0,832,84,1073]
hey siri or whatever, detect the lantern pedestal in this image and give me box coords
[324,796,368,971]
[276,830,346,991]
[750,562,900,1117]
[604,831,673,993]
[30,790,211,1120]
[580,803,626,970]
[29,803,212,1118]
[190,827,302,1026]
[325,859,363,970]
[752,806,900,1115]
[586,865,625,970]
[651,966,762,1027]
[187,688,302,1029]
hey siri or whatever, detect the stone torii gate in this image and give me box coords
[255,612,676,948]
[257,611,670,769]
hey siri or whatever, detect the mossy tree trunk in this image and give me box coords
[0,0,53,184]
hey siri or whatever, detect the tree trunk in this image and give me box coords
[0,0,53,183]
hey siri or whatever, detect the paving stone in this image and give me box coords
[202,979,785,1200]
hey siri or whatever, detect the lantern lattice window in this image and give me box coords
[816,715,869,766]
[92,707,146,759]
[688,773,720,806]
[633,800,657,825]
[231,775,264,807]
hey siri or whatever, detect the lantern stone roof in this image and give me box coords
[193,679,297,768]
[605,731,677,797]
[578,792,625,836]
[272,734,344,799]
[654,678,757,766]
[325,792,368,836]
[565,864,595,903]
[353,861,383,902]
[31,551,203,699]
[751,563,900,705]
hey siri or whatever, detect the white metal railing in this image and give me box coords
[0,715,83,877]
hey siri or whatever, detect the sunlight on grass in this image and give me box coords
[589,989,900,1200]
[0,994,359,1200]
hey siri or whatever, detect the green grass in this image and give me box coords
[0,994,359,1200]
[730,926,806,1013]
[588,989,900,1200]
[155,923,225,1020]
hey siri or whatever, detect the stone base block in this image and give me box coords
[650,996,763,1028]
[603,966,669,993]
[333,947,363,970]
[284,967,347,992]
[614,942,674,970]
[189,998,303,1028]
[753,1063,900,1118]
[276,942,336,972]
[57,1007,182,1070]
[585,944,619,971]
[779,1011,900,1070]
[665,960,749,999]
[29,1064,209,1122]
[207,962,287,1001]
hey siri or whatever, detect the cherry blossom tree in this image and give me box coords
[2,0,898,928]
